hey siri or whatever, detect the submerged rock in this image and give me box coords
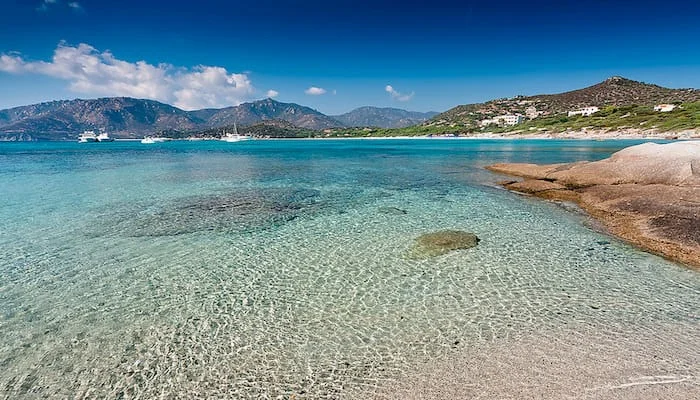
[410,230,480,258]
[118,187,321,237]
[378,206,408,215]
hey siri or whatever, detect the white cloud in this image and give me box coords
[385,84,414,102]
[36,0,54,12]
[266,89,279,98]
[304,86,326,95]
[0,42,256,110]
[37,0,82,12]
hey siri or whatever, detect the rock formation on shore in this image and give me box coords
[487,141,700,269]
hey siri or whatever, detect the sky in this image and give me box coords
[1,0,699,114]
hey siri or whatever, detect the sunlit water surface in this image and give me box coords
[0,139,697,398]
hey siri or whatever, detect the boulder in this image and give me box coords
[410,230,480,258]
[486,141,700,269]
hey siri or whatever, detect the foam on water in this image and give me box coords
[0,140,697,398]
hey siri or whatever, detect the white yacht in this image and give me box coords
[221,123,252,142]
[96,132,114,142]
[141,136,169,144]
[78,130,98,143]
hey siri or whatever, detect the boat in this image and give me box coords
[78,130,98,143]
[96,132,114,142]
[221,123,252,142]
[141,136,169,144]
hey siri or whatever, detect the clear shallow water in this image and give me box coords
[0,139,697,398]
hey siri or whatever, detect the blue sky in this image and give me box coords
[1,0,699,114]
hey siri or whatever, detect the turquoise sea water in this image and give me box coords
[0,139,697,398]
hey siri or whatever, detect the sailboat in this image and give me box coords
[221,122,252,142]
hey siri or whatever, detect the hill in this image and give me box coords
[428,76,700,131]
[332,107,438,128]
[205,98,341,130]
[0,98,203,141]
[0,98,359,140]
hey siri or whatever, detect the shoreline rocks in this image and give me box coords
[487,141,700,269]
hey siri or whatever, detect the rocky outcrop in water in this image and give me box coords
[487,141,700,269]
[410,230,480,259]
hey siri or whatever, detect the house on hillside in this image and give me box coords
[480,114,524,127]
[653,104,677,112]
[567,106,600,117]
[525,106,541,119]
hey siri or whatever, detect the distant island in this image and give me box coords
[1,76,699,141]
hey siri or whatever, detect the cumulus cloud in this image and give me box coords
[266,89,279,98]
[304,86,326,95]
[68,2,82,10]
[385,84,414,102]
[0,42,255,110]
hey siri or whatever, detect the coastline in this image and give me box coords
[4,127,699,142]
[472,127,700,140]
[190,128,700,141]
[326,127,700,140]
[301,128,700,140]
[486,141,700,270]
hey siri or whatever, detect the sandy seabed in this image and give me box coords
[367,323,699,399]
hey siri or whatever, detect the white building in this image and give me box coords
[481,115,524,127]
[567,106,600,117]
[525,106,541,119]
[654,104,677,112]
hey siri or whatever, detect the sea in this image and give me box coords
[0,139,698,398]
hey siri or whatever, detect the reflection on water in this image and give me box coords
[0,139,695,398]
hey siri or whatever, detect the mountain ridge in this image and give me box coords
[2,76,699,140]
[332,107,438,128]
[0,98,438,140]
[206,98,340,130]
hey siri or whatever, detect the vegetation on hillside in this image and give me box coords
[319,102,700,137]
[424,76,700,133]
[503,102,700,134]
